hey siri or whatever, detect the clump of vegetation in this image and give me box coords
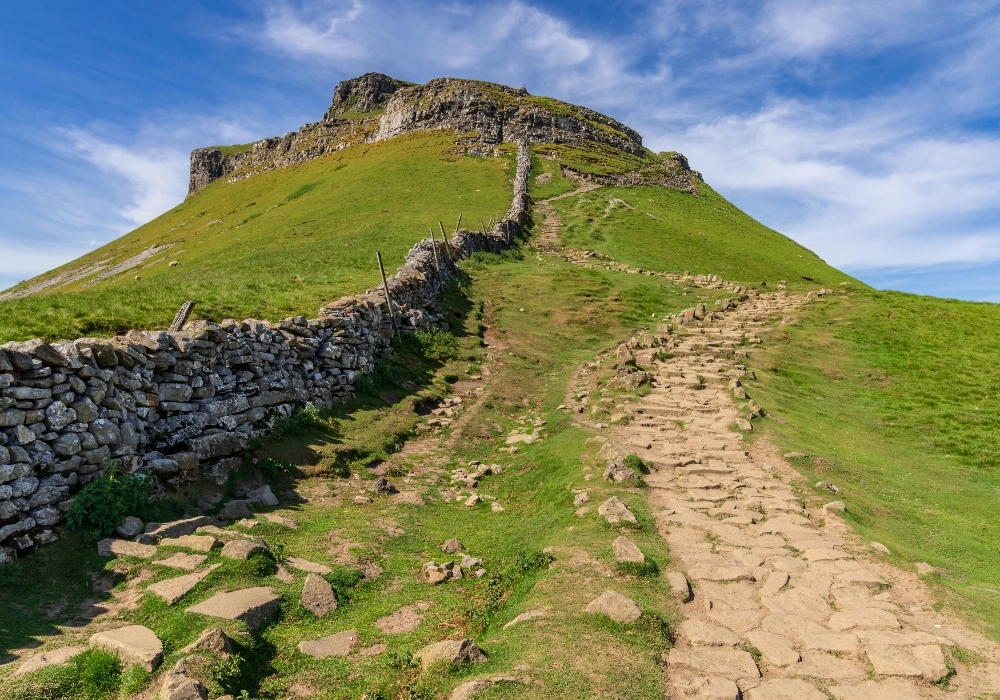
[258,457,292,479]
[64,463,149,540]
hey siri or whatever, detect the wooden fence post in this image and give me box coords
[438,221,453,260]
[454,213,463,236]
[376,252,400,342]
[429,228,444,297]
[168,300,195,332]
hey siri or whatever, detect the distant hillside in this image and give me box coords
[1,72,850,343]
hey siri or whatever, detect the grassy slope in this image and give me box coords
[0,133,515,343]
[550,182,862,291]
[746,290,1000,640]
[1,245,708,699]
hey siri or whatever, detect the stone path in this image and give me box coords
[589,290,1000,698]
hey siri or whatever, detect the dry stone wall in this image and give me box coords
[0,141,531,564]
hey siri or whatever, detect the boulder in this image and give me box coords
[115,516,144,539]
[89,625,163,671]
[147,564,221,605]
[301,573,338,617]
[413,638,487,670]
[612,536,645,563]
[186,587,280,630]
[159,658,208,700]
[220,538,267,560]
[584,590,642,622]
[297,630,357,658]
[246,485,279,507]
[217,500,252,520]
[597,496,637,524]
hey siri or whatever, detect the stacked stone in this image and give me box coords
[0,142,531,564]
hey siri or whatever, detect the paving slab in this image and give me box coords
[154,553,208,571]
[147,564,221,605]
[89,625,163,671]
[186,586,280,630]
[13,645,86,677]
[97,538,156,559]
[298,630,357,658]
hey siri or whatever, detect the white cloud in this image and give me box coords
[259,0,365,60]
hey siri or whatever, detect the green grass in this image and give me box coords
[0,132,514,343]
[746,289,1000,640]
[550,182,862,290]
[1,244,699,698]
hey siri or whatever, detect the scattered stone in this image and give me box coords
[97,538,156,559]
[275,565,294,583]
[186,587,281,630]
[89,625,163,672]
[220,539,267,560]
[464,494,480,507]
[159,658,209,700]
[147,564,221,605]
[298,630,357,658]
[160,535,219,552]
[612,536,645,563]
[262,513,298,528]
[237,518,258,529]
[442,538,464,554]
[354,496,373,505]
[573,492,590,506]
[286,556,332,574]
[816,481,840,493]
[116,516,144,539]
[870,542,891,555]
[598,496,637,524]
[823,501,846,513]
[181,627,232,657]
[491,501,505,512]
[604,460,638,482]
[155,553,208,571]
[502,608,547,630]
[13,645,86,677]
[413,639,487,670]
[371,476,397,495]
[584,590,642,622]
[246,485,279,506]
[667,572,692,602]
[300,573,338,617]
[217,500,252,519]
[914,562,936,575]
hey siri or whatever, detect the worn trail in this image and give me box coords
[595,293,1000,698]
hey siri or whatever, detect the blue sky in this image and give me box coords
[3,1,1000,300]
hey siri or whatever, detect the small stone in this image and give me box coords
[914,562,936,575]
[246,485,279,507]
[584,590,642,622]
[97,538,156,559]
[597,496,637,524]
[220,539,267,560]
[159,658,209,700]
[491,501,505,512]
[502,608,547,630]
[262,513,298,528]
[89,625,163,671]
[667,572,691,602]
[371,476,397,495]
[298,630,357,658]
[412,639,487,670]
[823,500,846,512]
[115,516,144,539]
[186,587,280,631]
[612,536,645,563]
[217,500,252,519]
[464,494,480,507]
[427,569,448,585]
[603,460,638,482]
[181,627,232,657]
[354,495,373,504]
[275,565,294,583]
[870,542,891,555]
[573,491,590,506]
[300,573,338,617]
[286,556,332,574]
[442,538,464,554]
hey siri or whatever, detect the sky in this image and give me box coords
[2,1,1000,300]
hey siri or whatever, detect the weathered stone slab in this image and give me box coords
[301,573,338,617]
[286,556,331,574]
[746,679,827,700]
[745,629,800,666]
[828,608,901,632]
[220,539,267,560]
[146,517,213,540]
[98,538,156,559]
[159,535,218,552]
[148,564,221,605]
[612,536,645,563]
[186,586,280,630]
[13,645,86,677]
[597,496,637,524]
[667,572,692,602]
[679,618,739,646]
[297,630,357,658]
[831,680,925,700]
[584,590,642,622]
[666,647,759,681]
[155,553,208,571]
[89,625,163,671]
[412,639,487,670]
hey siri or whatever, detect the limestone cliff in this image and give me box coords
[188,73,666,196]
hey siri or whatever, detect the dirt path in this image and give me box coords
[531,184,598,251]
[590,293,1000,698]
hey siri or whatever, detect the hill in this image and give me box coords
[2,73,844,344]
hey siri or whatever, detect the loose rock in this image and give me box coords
[186,587,280,631]
[89,625,163,672]
[597,496,637,524]
[413,639,487,670]
[298,630,357,658]
[584,590,642,622]
[301,573,338,617]
[612,536,645,563]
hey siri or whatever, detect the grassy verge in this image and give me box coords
[745,289,1000,641]
[0,133,514,343]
